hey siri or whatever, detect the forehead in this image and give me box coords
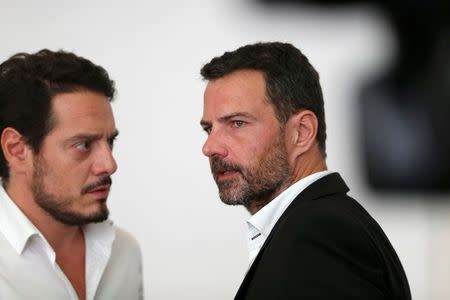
[50,90,115,133]
[203,69,271,118]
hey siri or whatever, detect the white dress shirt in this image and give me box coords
[0,186,143,300]
[246,170,332,267]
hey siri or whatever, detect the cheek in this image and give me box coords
[254,130,280,155]
[228,137,259,161]
[43,163,89,194]
[228,124,281,163]
[234,140,271,168]
[42,171,72,194]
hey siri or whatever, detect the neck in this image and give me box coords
[5,178,83,252]
[290,154,327,184]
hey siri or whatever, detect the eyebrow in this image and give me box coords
[65,129,119,144]
[200,112,257,128]
[109,130,119,140]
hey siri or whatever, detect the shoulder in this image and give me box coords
[287,193,379,237]
[113,225,140,245]
[280,173,379,237]
[111,225,142,260]
[274,193,386,264]
[245,194,391,299]
[95,226,144,298]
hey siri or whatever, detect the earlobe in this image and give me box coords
[1,128,30,170]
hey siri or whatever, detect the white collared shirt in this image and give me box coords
[0,185,143,300]
[246,170,332,267]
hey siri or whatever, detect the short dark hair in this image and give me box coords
[0,49,115,181]
[201,42,326,156]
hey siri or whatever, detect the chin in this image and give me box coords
[64,204,109,225]
[87,204,109,220]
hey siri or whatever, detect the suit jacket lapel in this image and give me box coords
[234,173,349,299]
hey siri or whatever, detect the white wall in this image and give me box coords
[1,0,448,299]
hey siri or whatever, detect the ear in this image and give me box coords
[285,110,318,156]
[1,128,32,175]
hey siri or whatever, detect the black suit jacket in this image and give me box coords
[235,173,411,300]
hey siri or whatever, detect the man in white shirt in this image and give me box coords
[199,42,411,299]
[0,49,142,300]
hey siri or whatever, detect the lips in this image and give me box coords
[210,158,243,181]
[215,170,240,181]
[82,176,112,195]
[87,185,111,198]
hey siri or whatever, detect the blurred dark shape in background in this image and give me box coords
[259,0,450,192]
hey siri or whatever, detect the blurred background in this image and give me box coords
[1,0,449,299]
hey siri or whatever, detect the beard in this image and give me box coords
[31,156,110,226]
[210,132,291,209]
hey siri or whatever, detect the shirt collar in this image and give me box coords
[84,219,116,257]
[247,170,333,240]
[0,184,116,258]
[0,185,41,255]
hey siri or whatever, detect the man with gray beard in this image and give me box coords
[0,49,142,300]
[200,42,411,300]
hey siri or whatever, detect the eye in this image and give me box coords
[108,137,116,149]
[232,120,246,128]
[202,126,212,135]
[75,140,92,151]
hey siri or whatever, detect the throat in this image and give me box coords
[55,229,86,300]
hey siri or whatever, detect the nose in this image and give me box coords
[93,144,118,176]
[202,131,228,158]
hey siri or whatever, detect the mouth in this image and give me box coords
[210,158,243,183]
[86,185,111,198]
[215,170,240,181]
